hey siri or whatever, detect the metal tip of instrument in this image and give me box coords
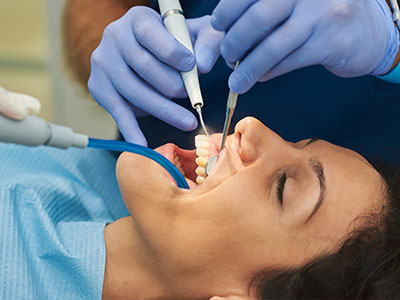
[205,61,240,177]
[195,105,209,136]
[206,155,218,176]
[206,103,234,176]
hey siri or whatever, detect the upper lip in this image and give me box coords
[198,132,244,187]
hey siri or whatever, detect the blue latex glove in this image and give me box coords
[88,7,223,145]
[211,0,400,94]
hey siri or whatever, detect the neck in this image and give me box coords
[102,217,212,300]
[102,217,167,300]
[102,217,251,300]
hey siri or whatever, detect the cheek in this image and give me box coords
[116,153,179,222]
[167,201,273,272]
[205,174,314,268]
[196,176,280,252]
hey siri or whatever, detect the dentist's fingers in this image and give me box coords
[112,98,147,146]
[115,22,187,99]
[229,19,313,94]
[221,0,295,64]
[130,7,195,72]
[259,43,322,82]
[89,6,205,142]
[89,71,147,145]
[110,64,198,132]
[211,0,258,31]
[189,16,224,74]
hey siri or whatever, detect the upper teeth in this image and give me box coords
[194,135,212,184]
[173,153,185,177]
[196,148,209,157]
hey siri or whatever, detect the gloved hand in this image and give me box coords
[0,86,41,120]
[211,0,399,94]
[89,6,224,145]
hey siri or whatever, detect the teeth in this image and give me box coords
[195,140,210,148]
[195,135,208,141]
[195,135,211,148]
[196,176,206,185]
[196,148,209,157]
[174,154,185,176]
[194,134,213,185]
[195,166,206,176]
[195,156,208,167]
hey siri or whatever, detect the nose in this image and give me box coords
[235,117,289,163]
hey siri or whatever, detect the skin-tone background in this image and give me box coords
[102,117,385,300]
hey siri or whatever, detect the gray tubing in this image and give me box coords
[0,114,88,149]
[48,124,88,149]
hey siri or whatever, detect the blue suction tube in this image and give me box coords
[0,115,189,189]
[88,138,189,189]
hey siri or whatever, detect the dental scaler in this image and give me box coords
[0,114,189,189]
[158,0,209,136]
[206,62,240,176]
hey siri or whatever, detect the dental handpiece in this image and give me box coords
[158,0,209,136]
[0,114,189,188]
[0,114,88,149]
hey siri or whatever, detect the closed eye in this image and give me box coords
[277,171,287,204]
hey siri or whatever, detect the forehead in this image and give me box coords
[300,140,384,238]
[310,140,379,182]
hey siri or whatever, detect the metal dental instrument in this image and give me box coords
[158,0,209,136]
[206,61,240,175]
[220,62,240,151]
[196,105,209,136]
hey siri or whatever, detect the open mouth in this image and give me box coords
[155,134,221,189]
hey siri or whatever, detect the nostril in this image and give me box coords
[236,131,242,153]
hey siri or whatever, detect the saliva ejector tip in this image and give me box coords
[195,105,209,136]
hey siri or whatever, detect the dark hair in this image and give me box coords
[252,161,400,299]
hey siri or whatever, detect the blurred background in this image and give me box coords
[0,0,117,139]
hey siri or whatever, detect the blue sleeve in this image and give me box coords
[378,63,400,84]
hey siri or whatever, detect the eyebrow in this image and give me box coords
[304,156,326,224]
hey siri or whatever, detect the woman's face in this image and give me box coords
[116,117,384,286]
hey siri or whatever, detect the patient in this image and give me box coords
[1,117,399,299]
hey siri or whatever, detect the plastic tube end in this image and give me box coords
[72,133,89,149]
